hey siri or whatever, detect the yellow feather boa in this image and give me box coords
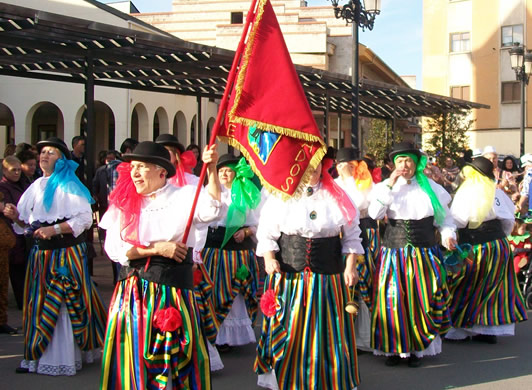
[459,166,496,229]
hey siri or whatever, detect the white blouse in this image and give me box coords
[368,176,456,241]
[100,182,221,265]
[14,176,92,237]
[334,176,372,217]
[256,184,364,256]
[209,185,260,228]
[451,187,516,236]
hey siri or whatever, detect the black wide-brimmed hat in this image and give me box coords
[122,141,176,178]
[336,147,358,163]
[466,156,495,180]
[36,137,71,159]
[389,141,422,161]
[217,154,240,170]
[155,133,181,148]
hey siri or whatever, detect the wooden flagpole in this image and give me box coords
[181,0,260,244]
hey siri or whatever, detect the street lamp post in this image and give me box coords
[329,0,381,153]
[509,42,532,156]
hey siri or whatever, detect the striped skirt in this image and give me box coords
[371,245,451,354]
[100,276,211,390]
[193,263,220,344]
[22,243,106,362]
[448,238,528,329]
[202,247,259,326]
[255,272,359,390]
[357,227,380,309]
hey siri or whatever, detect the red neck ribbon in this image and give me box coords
[320,158,357,225]
[108,162,147,248]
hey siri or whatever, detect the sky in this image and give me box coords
[101,0,423,88]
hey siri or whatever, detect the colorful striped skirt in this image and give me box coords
[255,272,359,390]
[22,243,106,363]
[100,276,211,390]
[193,263,220,344]
[371,245,451,354]
[357,227,380,309]
[448,238,528,329]
[202,247,259,326]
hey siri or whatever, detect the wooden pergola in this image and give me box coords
[0,1,489,180]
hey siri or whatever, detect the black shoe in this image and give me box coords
[408,355,422,368]
[385,355,401,366]
[472,334,497,344]
[15,367,29,374]
[216,344,233,353]
[0,324,18,334]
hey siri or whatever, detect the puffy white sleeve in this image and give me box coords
[368,181,393,220]
[99,206,133,265]
[496,189,516,236]
[431,180,457,242]
[66,212,93,237]
[255,196,282,256]
[341,213,364,255]
[193,188,222,225]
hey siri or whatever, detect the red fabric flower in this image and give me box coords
[154,307,182,332]
[193,268,203,286]
[260,289,278,317]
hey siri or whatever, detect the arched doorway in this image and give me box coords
[153,107,169,140]
[28,102,64,144]
[131,103,148,141]
[0,103,15,153]
[77,101,116,153]
[190,115,203,148]
[173,111,187,146]
[206,117,215,145]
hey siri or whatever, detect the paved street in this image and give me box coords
[1,251,531,390]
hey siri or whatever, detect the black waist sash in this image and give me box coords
[119,248,194,290]
[204,226,255,251]
[359,217,378,248]
[458,219,505,245]
[277,233,344,274]
[382,217,436,248]
[35,219,86,250]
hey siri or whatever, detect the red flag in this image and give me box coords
[218,0,326,198]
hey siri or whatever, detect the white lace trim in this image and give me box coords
[258,370,280,390]
[257,371,356,390]
[354,300,372,351]
[17,177,92,225]
[207,342,224,372]
[445,324,515,339]
[20,350,100,376]
[373,335,442,358]
[215,294,256,346]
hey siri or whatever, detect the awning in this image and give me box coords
[0,2,489,120]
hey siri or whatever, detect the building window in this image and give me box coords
[231,12,243,24]
[502,24,523,47]
[501,81,521,103]
[450,32,470,53]
[450,85,470,101]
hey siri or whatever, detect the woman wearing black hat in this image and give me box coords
[334,147,378,352]
[98,141,221,389]
[155,133,199,187]
[4,137,106,376]
[201,154,261,352]
[446,156,528,344]
[368,142,457,367]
